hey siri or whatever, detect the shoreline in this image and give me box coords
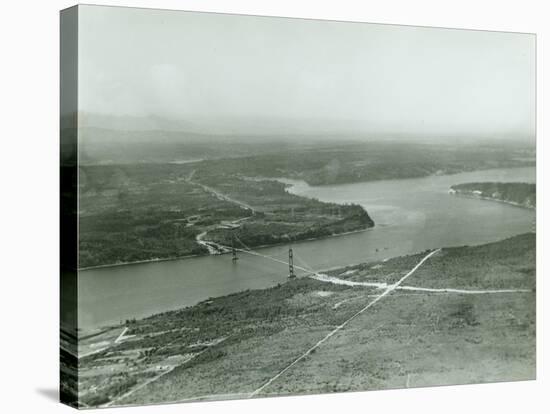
[77,227,377,334]
[78,231,535,337]
[292,164,536,188]
[72,232,535,406]
[449,192,536,210]
[78,166,534,272]
[79,230,535,335]
[78,226,373,272]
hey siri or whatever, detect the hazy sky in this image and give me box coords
[78,5,535,140]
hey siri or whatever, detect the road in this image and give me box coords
[249,248,442,397]
[188,178,256,213]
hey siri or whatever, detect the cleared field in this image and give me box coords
[261,291,534,396]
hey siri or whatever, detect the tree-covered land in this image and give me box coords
[78,161,373,268]
[69,233,535,407]
[78,164,250,268]
[77,141,534,268]
[450,182,536,209]
[200,176,373,248]
[190,141,534,186]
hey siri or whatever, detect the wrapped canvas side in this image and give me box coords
[60,5,79,409]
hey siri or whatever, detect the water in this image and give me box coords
[77,167,535,329]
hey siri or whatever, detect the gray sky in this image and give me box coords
[78,5,535,140]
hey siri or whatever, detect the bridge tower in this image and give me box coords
[288,248,295,278]
[231,233,238,262]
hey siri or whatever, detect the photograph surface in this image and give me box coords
[60,5,536,408]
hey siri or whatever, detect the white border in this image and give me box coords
[0,1,546,413]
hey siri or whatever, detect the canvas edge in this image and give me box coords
[60,4,80,409]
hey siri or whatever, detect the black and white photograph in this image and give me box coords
[2,1,547,414]
[59,4,537,408]
[61,6,536,407]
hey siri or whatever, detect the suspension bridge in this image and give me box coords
[99,232,532,405]
[217,231,531,397]
[225,232,530,295]
[227,232,317,279]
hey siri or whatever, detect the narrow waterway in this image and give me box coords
[76,167,535,330]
